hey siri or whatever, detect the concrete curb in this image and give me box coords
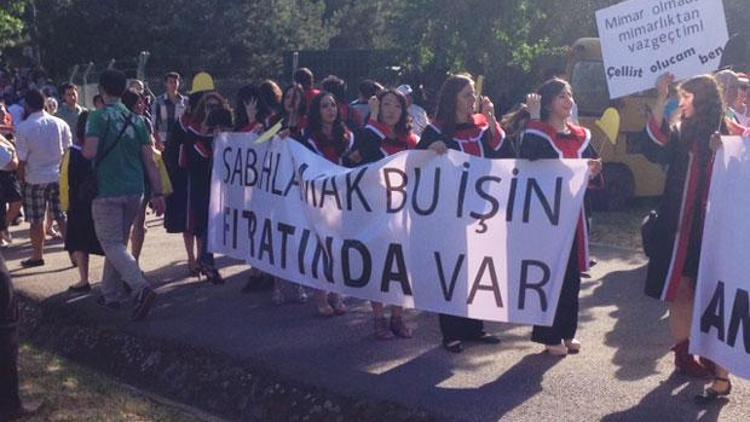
[16,293,434,422]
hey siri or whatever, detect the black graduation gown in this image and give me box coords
[347,120,418,166]
[163,116,190,233]
[638,118,724,301]
[64,145,104,255]
[519,120,596,345]
[417,114,513,343]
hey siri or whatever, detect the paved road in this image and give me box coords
[5,216,748,421]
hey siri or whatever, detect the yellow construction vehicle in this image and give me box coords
[567,37,666,210]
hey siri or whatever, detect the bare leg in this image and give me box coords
[372,301,385,319]
[69,252,90,288]
[29,222,44,260]
[4,202,21,228]
[130,203,147,261]
[316,290,333,316]
[44,208,53,235]
[56,218,66,241]
[668,277,695,342]
[183,232,196,268]
[196,234,204,259]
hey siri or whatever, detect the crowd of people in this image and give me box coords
[1,62,748,419]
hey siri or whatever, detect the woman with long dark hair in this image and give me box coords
[172,91,230,284]
[279,83,307,139]
[345,88,417,339]
[518,78,602,356]
[164,91,200,277]
[418,73,514,353]
[239,82,310,299]
[640,73,734,403]
[64,110,104,292]
[299,92,352,316]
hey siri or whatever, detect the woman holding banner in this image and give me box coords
[518,78,601,356]
[344,89,417,339]
[299,92,351,316]
[640,73,733,403]
[182,91,231,285]
[418,73,512,353]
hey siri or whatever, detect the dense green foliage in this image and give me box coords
[1,0,749,101]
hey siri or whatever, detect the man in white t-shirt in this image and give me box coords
[15,89,71,267]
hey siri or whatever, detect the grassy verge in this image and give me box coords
[17,342,209,422]
[590,198,658,251]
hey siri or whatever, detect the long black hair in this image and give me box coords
[502,78,571,141]
[376,89,412,137]
[678,75,725,159]
[434,73,473,139]
[281,83,307,121]
[307,92,348,155]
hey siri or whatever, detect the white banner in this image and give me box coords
[596,0,729,99]
[208,133,590,325]
[691,136,750,380]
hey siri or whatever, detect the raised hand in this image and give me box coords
[244,98,258,123]
[588,159,603,178]
[656,73,674,100]
[368,95,380,121]
[429,140,448,155]
[526,93,542,120]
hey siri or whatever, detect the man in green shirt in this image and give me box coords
[55,83,86,135]
[83,69,165,321]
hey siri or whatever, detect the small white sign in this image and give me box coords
[596,0,729,98]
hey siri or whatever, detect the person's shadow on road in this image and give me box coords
[601,372,728,421]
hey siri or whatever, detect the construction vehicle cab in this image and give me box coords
[566,38,666,209]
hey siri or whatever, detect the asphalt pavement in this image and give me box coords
[5,216,748,421]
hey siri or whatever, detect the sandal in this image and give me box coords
[564,338,581,353]
[475,332,501,344]
[295,285,308,304]
[67,283,91,293]
[390,316,413,338]
[272,287,285,305]
[317,302,335,317]
[695,377,732,405]
[199,262,224,285]
[188,261,201,278]
[330,294,347,315]
[375,317,395,340]
[443,339,463,353]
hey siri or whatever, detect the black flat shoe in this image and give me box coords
[474,332,501,344]
[200,262,224,285]
[20,258,44,268]
[695,377,732,405]
[443,340,463,353]
[68,284,91,293]
[95,296,121,311]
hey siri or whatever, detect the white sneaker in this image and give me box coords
[546,342,568,356]
[564,338,581,352]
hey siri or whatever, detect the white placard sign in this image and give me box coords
[691,136,750,380]
[208,133,591,326]
[596,0,729,99]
